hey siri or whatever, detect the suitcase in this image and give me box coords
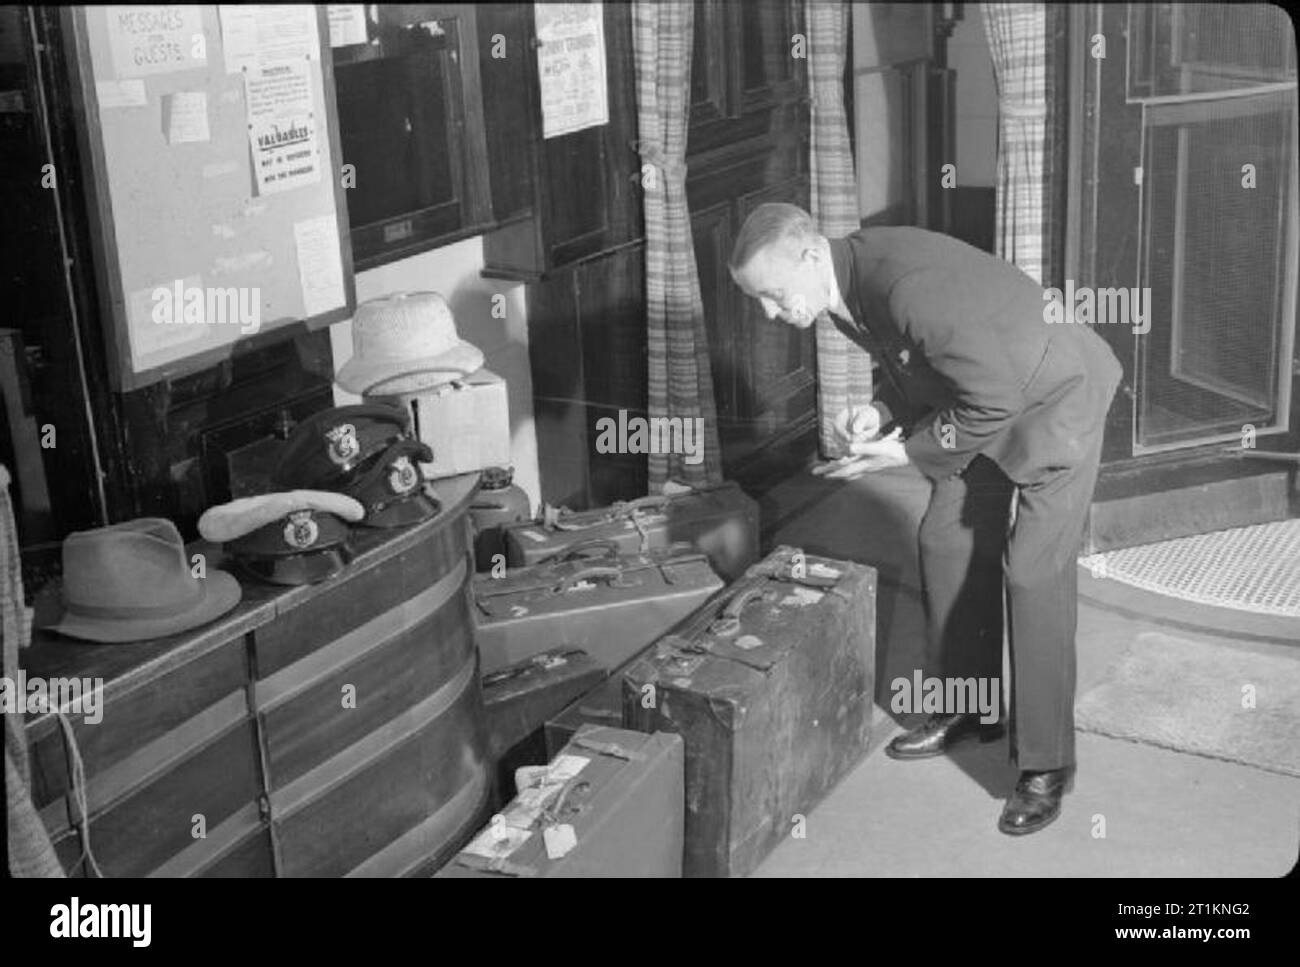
[481,648,607,802]
[502,481,760,581]
[544,672,625,760]
[543,634,666,758]
[623,545,876,878]
[435,725,685,878]
[473,543,725,675]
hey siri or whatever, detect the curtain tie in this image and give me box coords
[807,91,844,111]
[999,100,1047,121]
[630,140,688,182]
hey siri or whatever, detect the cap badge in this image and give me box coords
[283,511,320,550]
[324,423,360,466]
[388,456,419,495]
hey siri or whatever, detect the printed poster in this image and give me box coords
[244,60,320,195]
[534,3,608,139]
[219,4,320,74]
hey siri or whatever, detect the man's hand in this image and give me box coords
[832,404,882,446]
[812,428,909,479]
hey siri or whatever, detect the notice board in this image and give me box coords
[65,5,355,390]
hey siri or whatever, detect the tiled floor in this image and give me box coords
[750,465,1300,877]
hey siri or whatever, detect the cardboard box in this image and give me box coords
[372,368,511,478]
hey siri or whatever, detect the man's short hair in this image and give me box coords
[729,203,820,273]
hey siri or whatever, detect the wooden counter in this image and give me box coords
[21,474,490,877]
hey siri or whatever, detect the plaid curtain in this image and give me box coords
[982,3,1050,285]
[632,0,723,489]
[2,464,64,876]
[808,0,873,459]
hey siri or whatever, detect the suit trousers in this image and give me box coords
[916,426,1108,771]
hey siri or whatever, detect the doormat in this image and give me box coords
[1079,519,1300,617]
[1075,631,1300,778]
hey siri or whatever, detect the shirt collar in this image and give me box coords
[828,236,857,325]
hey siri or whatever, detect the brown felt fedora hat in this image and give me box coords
[44,518,242,643]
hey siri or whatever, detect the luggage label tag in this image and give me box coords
[543,824,578,860]
[507,757,591,831]
[540,772,601,860]
[779,585,825,608]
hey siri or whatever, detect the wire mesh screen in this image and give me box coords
[1128,3,1296,101]
[1137,92,1296,451]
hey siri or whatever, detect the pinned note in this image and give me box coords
[327,5,368,47]
[165,91,209,143]
[292,215,345,317]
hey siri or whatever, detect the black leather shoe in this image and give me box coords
[885,712,1005,760]
[997,768,1073,836]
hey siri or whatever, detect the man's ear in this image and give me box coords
[801,243,825,267]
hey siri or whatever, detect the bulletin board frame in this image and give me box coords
[62,5,356,392]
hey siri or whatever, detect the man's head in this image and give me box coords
[729,203,838,328]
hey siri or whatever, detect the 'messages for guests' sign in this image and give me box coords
[105,5,207,77]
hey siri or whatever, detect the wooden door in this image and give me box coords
[686,0,816,486]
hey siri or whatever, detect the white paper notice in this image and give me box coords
[219,5,321,74]
[327,5,368,47]
[248,114,320,194]
[535,3,608,139]
[95,79,147,109]
[244,60,320,195]
[244,58,312,120]
[105,5,207,78]
[165,91,210,143]
[293,215,345,318]
[128,275,209,361]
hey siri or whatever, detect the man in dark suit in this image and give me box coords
[729,203,1123,835]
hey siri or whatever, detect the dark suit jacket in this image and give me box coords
[828,227,1123,484]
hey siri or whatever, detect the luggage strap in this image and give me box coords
[536,537,622,565]
[474,563,639,613]
[542,493,675,530]
[480,648,588,687]
[454,854,539,878]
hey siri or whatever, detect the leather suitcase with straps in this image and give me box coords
[622,545,876,878]
[501,481,759,581]
[472,540,725,676]
[435,725,685,878]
